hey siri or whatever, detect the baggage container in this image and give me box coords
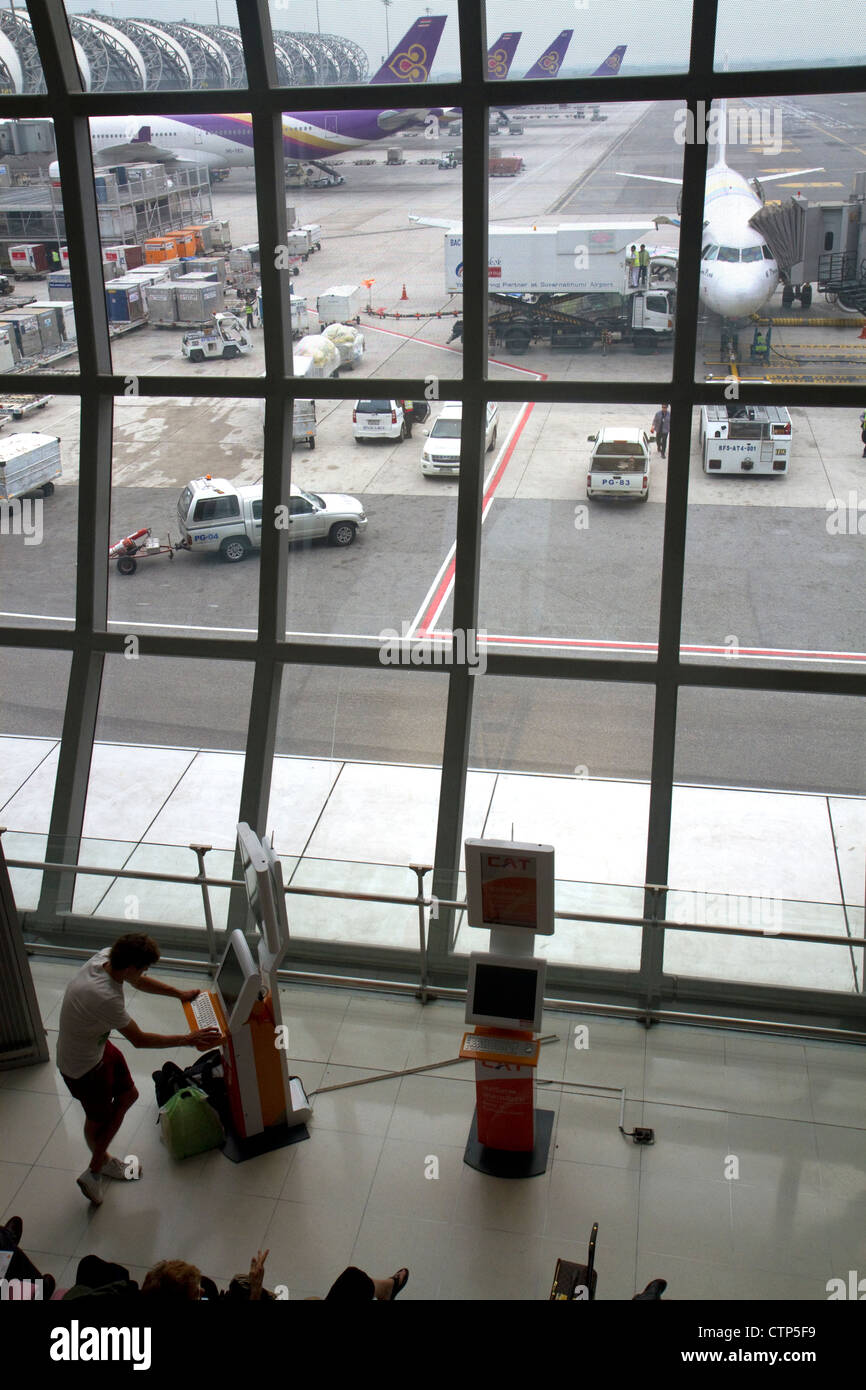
[144,238,176,264]
[106,279,147,323]
[48,271,73,301]
[145,282,178,325]
[0,431,62,501]
[122,243,144,270]
[175,280,224,322]
[0,326,16,370]
[166,230,197,259]
[189,223,215,254]
[316,284,362,326]
[29,300,75,343]
[102,259,120,283]
[102,245,128,274]
[9,242,49,276]
[31,305,62,351]
[0,310,42,358]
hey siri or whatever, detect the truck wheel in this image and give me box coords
[223,344,241,358]
[220,537,248,563]
[799,285,812,308]
[308,436,316,450]
[329,521,356,547]
[781,285,795,307]
[116,555,137,575]
[41,481,55,497]
[190,349,205,362]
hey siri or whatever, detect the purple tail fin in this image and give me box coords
[591,45,627,77]
[523,29,573,80]
[370,14,447,85]
[487,32,522,82]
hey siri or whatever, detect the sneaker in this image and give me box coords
[76,1169,104,1206]
[100,1155,141,1181]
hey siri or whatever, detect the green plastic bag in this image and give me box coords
[159,1085,224,1159]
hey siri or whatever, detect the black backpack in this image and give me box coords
[152,1060,187,1110]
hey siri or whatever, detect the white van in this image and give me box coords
[586,427,651,502]
[420,401,499,476]
[177,475,367,561]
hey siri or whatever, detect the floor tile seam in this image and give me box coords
[0,739,61,817]
[80,750,200,918]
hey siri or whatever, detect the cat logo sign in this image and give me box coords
[464,839,555,935]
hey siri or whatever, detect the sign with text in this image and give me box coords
[464,839,555,935]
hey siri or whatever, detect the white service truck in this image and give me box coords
[444,224,677,353]
[699,405,792,475]
[0,431,61,500]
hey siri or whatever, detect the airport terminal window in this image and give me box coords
[0,2,863,1029]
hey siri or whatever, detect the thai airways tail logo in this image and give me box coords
[539,50,562,75]
[388,43,431,83]
[604,53,623,72]
[488,47,511,79]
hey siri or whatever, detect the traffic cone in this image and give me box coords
[400,283,408,300]
[859,322,866,339]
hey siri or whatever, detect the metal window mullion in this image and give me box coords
[426,0,489,961]
[639,2,720,1004]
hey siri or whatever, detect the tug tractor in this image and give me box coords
[182,313,253,362]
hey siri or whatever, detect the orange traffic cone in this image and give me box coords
[859,322,866,338]
[400,283,408,300]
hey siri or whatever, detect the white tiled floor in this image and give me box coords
[2,958,864,1301]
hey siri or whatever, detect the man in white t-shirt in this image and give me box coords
[57,933,221,1205]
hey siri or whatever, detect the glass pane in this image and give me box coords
[0,5,45,93]
[682,404,865,669]
[110,395,261,637]
[0,394,79,627]
[695,96,866,382]
[668,690,866,990]
[459,674,656,969]
[76,654,254,927]
[0,648,71,909]
[282,393,447,643]
[268,666,449,949]
[474,400,665,661]
[268,3,458,86]
[716,4,866,71]
[484,1,693,77]
[61,2,245,92]
[484,100,681,384]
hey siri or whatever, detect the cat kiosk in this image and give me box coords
[459,839,555,1178]
[183,823,312,1161]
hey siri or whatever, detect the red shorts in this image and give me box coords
[61,1040,135,1125]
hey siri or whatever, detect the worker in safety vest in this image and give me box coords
[752,328,769,361]
[638,245,650,286]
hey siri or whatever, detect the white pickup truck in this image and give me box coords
[177,475,367,561]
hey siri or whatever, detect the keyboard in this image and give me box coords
[462,1035,535,1058]
[190,993,220,1031]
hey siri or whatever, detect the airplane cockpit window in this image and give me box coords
[717,247,741,262]
[762,245,775,260]
[741,247,763,263]
[702,245,720,260]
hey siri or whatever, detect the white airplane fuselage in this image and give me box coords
[699,162,779,320]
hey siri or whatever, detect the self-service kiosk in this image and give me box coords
[183,823,312,1162]
[459,839,555,1177]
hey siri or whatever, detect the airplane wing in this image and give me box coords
[753,167,823,184]
[93,141,184,167]
[377,108,435,132]
[410,214,461,229]
[615,170,683,186]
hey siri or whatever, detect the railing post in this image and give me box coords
[190,845,217,973]
[409,863,433,1003]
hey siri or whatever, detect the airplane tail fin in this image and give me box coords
[370,13,447,85]
[487,32,521,81]
[591,45,626,77]
[523,29,573,80]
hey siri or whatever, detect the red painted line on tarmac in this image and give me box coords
[420,630,866,663]
[416,398,540,636]
[361,321,545,375]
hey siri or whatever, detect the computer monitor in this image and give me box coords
[260,832,290,946]
[465,953,547,1033]
[214,928,262,1030]
[236,822,282,956]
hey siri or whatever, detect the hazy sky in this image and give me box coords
[34,1,866,73]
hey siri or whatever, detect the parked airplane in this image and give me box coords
[489,42,625,122]
[84,15,447,174]
[523,29,574,80]
[616,99,822,330]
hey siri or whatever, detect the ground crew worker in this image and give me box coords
[627,245,639,288]
[651,404,671,458]
[245,300,255,330]
[638,245,650,286]
[752,328,769,361]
